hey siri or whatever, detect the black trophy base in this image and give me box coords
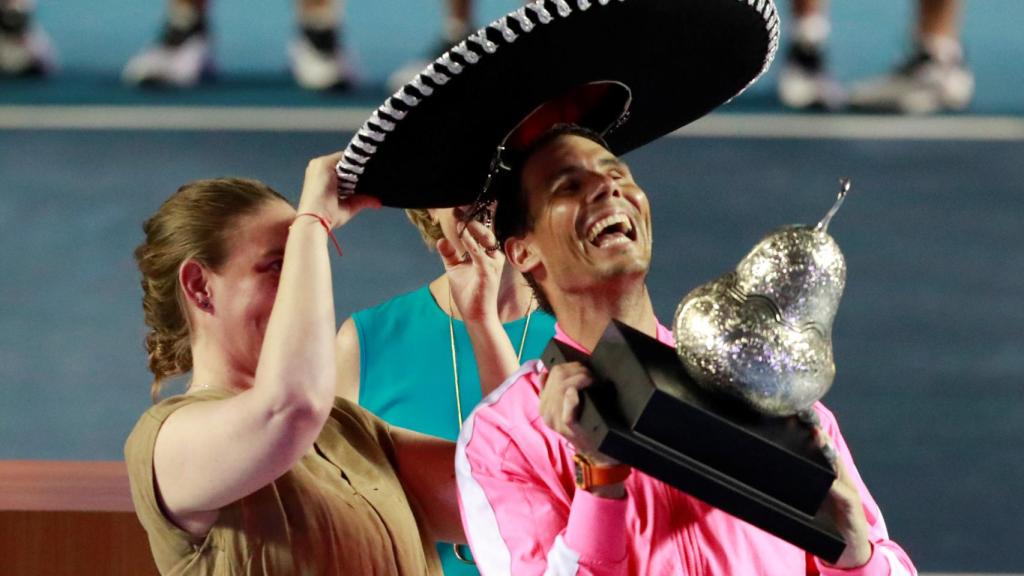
[542,321,845,563]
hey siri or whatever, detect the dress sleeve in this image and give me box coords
[456,370,629,576]
[332,396,395,461]
[123,395,213,561]
[813,405,917,576]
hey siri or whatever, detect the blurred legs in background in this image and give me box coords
[122,0,353,90]
[777,0,845,110]
[122,0,211,88]
[778,0,973,114]
[849,0,973,114]
[387,0,473,92]
[0,0,56,77]
[289,0,353,91]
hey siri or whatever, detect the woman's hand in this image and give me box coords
[437,209,504,323]
[297,152,380,228]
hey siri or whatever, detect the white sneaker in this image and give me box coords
[289,35,353,91]
[777,43,845,111]
[0,12,57,76]
[122,33,212,88]
[849,49,975,114]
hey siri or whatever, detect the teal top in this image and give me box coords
[353,284,556,576]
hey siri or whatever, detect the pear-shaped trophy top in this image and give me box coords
[673,179,851,416]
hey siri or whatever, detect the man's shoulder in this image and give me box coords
[459,360,574,483]
[474,361,544,422]
[460,361,546,449]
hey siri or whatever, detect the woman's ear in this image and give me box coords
[180,260,213,313]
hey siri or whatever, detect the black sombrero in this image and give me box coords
[337,0,779,208]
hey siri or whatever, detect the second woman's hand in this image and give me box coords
[438,216,504,323]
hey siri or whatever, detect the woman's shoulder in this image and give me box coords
[353,284,433,321]
[351,284,441,348]
[125,390,231,459]
[527,308,557,330]
[128,392,197,438]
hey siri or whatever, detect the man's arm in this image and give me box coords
[814,405,917,576]
[388,426,466,544]
[456,364,630,576]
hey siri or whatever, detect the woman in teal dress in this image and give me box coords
[335,204,556,576]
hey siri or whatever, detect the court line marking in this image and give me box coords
[2,105,1024,141]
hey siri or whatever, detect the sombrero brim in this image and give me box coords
[338,0,779,208]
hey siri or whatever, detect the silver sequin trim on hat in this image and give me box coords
[451,42,480,64]
[391,90,420,108]
[351,143,376,157]
[526,3,553,24]
[356,126,385,143]
[491,18,518,42]
[468,29,498,54]
[421,66,450,86]
[436,53,464,75]
[338,158,365,174]
[380,101,407,121]
[337,0,781,196]
[346,150,370,164]
[509,8,535,32]
[369,111,396,132]
[728,0,780,101]
[410,76,435,96]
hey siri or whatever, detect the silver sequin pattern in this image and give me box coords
[673,185,849,416]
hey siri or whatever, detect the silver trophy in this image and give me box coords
[674,180,851,417]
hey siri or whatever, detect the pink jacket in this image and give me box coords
[456,322,916,576]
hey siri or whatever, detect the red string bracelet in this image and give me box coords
[294,212,343,257]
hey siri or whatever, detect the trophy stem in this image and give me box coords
[815,178,851,233]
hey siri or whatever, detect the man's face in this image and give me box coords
[514,134,652,300]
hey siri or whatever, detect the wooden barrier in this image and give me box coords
[0,461,159,576]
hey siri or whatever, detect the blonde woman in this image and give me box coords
[126,153,459,575]
[335,203,556,574]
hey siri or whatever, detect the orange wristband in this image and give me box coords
[573,453,632,490]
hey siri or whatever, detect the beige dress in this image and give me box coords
[125,389,442,576]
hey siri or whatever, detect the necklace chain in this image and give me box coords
[448,285,533,432]
[448,285,532,565]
